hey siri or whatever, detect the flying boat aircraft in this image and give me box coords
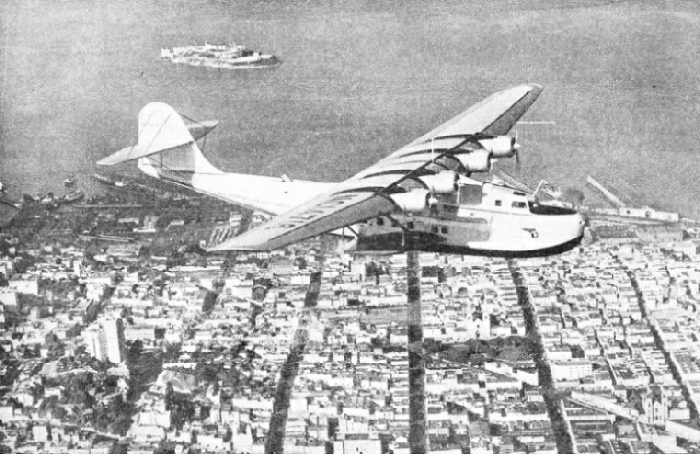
[98,84,585,257]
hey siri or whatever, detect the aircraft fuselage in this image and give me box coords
[356,180,585,257]
[153,162,586,256]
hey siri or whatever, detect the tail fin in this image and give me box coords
[97,102,222,180]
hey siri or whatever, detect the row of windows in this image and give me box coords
[376,217,451,231]
[494,200,527,209]
[374,217,456,229]
[405,221,448,235]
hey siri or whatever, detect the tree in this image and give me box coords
[163,342,181,363]
[202,291,218,313]
[154,447,175,454]
[165,382,174,410]
[13,256,36,274]
[198,363,219,385]
[127,340,143,364]
[65,377,95,407]
[111,444,128,454]
[293,256,307,270]
[53,406,68,420]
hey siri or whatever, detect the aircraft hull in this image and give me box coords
[355,208,585,258]
[355,231,583,258]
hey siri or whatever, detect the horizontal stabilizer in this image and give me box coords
[98,102,196,166]
[98,145,151,166]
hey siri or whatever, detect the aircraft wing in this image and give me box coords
[212,84,542,251]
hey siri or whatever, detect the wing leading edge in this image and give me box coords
[212,84,543,251]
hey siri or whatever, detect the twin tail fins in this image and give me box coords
[97,102,218,166]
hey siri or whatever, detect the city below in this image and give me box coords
[1,172,700,454]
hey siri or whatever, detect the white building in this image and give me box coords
[550,360,593,382]
[9,278,39,295]
[103,318,126,363]
[82,318,126,364]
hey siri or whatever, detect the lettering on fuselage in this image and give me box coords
[522,228,539,238]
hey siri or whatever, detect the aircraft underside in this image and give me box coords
[355,227,584,258]
[354,208,585,258]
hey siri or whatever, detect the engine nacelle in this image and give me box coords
[455,148,492,173]
[390,189,430,213]
[478,136,517,158]
[419,170,459,193]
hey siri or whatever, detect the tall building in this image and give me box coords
[82,327,107,362]
[82,318,126,364]
[103,318,126,364]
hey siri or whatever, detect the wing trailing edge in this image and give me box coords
[212,192,396,251]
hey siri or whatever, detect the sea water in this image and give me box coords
[1,0,699,217]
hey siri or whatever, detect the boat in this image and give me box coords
[61,190,84,204]
[161,42,281,69]
[40,192,58,209]
[93,173,115,185]
[64,175,76,187]
[41,192,55,204]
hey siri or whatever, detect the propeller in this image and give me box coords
[428,193,439,206]
[514,130,522,171]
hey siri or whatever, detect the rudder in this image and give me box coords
[98,103,222,179]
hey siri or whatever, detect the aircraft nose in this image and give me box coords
[573,213,586,237]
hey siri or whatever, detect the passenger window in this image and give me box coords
[495,200,502,207]
[512,201,527,209]
[407,221,414,229]
[441,226,448,234]
[377,218,384,226]
[431,226,438,234]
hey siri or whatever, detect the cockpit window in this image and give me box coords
[528,202,577,216]
[512,201,527,209]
